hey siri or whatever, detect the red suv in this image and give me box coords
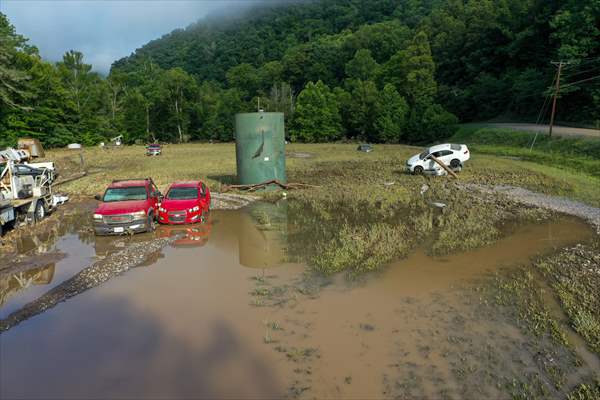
[158,181,211,225]
[93,178,161,235]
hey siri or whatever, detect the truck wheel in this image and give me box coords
[34,200,46,222]
[413,166,424,175]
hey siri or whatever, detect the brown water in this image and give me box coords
[0,202,596,399]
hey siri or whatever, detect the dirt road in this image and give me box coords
[483,123,600,139]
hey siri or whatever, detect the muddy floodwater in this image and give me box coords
[0,202,597,399]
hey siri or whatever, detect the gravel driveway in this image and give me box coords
[483,123,600,139]
[466,184,600,234]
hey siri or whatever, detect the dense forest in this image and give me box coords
[1,0,599,147]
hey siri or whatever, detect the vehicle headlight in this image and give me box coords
[189,206,200,213]
[159,207,166,212]
[130,210,147,218]
[93,213,103,220]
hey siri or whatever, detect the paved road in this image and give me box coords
[484,123,600,139]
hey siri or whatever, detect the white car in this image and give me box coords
[406,143,470,175]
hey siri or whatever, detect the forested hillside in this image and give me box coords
[1,0,598,147]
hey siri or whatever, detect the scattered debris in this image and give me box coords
[430,202,447,209]
[211,193,259,210]
[221,179,319,193]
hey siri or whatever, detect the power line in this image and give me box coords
[563,65,600,79]
[563,56,600,68]
[561,74,600,89]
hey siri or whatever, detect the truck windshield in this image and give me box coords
[167,187,198,200]
[103,187,147,202]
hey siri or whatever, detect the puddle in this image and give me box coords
[0,201,597,399]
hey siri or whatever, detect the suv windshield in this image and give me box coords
[103,186,147,202]
[419,149,431,160]
[167,187,197,200]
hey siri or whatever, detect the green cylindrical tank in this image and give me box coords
[235,112,287,186]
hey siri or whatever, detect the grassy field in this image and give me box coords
[51,141,600,207]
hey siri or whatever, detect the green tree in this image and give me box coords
[106,72,127,126]
[57,50,94,120]
[345,79,379,140]
[226,63,260,99]
[121,89,147,143]
[384,31,436,106]
[292,81,341,142]
[159,67,196,143]
[0,12,31,111]
[345,49,379,81]
[374,84,409,143]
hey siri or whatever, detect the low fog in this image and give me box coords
[0,0,281,75]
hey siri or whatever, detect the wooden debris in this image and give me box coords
[430,156,459,179]
[221,179,319,193]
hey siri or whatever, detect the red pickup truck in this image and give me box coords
[93,178,161,235]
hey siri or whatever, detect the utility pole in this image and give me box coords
[548,61,566,138]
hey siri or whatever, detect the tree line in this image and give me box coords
[1,0,598,148]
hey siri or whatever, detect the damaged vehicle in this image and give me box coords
[406,143,470,175]
[93,178,161,235]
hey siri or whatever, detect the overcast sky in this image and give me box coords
[1,0,261,75]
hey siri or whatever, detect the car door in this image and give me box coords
[148,183,160,215]
[437,150,455,165]
[200,183,210,211]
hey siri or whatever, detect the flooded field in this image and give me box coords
[0,201,597,399]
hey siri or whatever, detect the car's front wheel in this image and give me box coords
[413,166,424,175]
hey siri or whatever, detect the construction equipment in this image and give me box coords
[110,135,123,146]
[0,145,64,236]
[17,138,45,158]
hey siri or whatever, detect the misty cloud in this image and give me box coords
[0,0,261,74]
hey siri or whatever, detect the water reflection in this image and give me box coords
[0,264,55,308]
[157,219,213,248]
[239,202,288,270]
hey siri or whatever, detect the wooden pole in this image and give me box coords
[430,156,459,179]
[549,61,564,138]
